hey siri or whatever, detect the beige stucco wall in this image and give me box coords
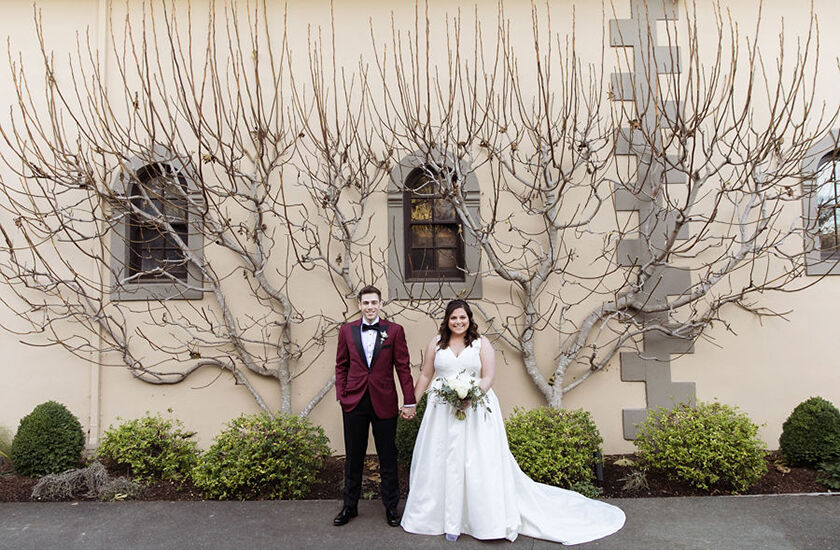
[0,0,838,457]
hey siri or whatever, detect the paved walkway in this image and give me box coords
[1,494,838,550]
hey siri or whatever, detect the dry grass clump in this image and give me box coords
[31,461,142,501]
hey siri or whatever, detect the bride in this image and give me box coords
[400,300,626,544]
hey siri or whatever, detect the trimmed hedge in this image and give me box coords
[11,401,85,477]
[634,401,767,493]
[505,407,602,488]
[192,413,330,500]
[97,413,200,483]
[779,397,840,468]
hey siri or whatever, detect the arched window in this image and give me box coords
[815,155,840,257]
[111,148,204,300]
[403,167,464,281]
[386,152,481,300]
[128,163,190,281]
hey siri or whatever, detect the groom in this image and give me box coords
[334,285,416,527]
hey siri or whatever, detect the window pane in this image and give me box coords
[409,249,435,271]
[820,231,839,251]
[138,197,158,217]
[402,165,467,281]
[437,248,457,269]
[818,206,834,229]
[127,167,192,282]
[816,159,840,252]
[435,225,458,247]
[165,247,184,261]
[166,224,189,247]
[162,200,187,222]
[410,225,434,247]
[410,199,433,221]
[819,210,840,251]
[139,227,165,246]
[433,199,456,221]
[816,160,838,205]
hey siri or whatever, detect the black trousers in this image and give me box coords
[342,390,399,510]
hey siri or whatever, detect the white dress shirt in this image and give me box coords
[360,317,380,367]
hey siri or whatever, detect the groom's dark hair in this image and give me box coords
[357,285,382,301]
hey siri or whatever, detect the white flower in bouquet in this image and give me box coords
[448,376,473,400]
[431,370,491,420]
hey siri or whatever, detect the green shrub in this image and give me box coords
[817,460,840,490]
[569,480,603,499]
[779,397,840,468]
[97,412,199,483]
[395,394,428,466]
[0,425,12,462]
[192,413,330,500]
[11,401,85,477]
[634,401,767,493]
[505,407,602,488]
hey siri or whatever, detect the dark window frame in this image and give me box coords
[402,167,466,282]
[815,153,840,261]
[386,151,482,300]
[110,148,204,301]
[127,163,191,282]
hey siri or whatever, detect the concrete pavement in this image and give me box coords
[1,494,838,550]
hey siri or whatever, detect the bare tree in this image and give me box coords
[368,1,837,409]
[0,0,835,424]
[0,1,373,416]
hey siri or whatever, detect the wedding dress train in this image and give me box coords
[400,339,626,545]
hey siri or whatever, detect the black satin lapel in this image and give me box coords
[369,321,386,369]
[351,322,367,368]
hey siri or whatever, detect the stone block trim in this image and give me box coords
[610,0,697,439]
[620,333,696,439]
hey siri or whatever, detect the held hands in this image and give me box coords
[400,405,417,420]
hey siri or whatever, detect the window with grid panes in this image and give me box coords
[128,163,190,281]
[816,155,840,258]
[403,167,465,280]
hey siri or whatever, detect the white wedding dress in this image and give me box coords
[400,339,626,544]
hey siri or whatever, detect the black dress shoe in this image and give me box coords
[385,507,401,527]
[333,506,358,526]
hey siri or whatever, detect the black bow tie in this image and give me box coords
[362,323,380,332]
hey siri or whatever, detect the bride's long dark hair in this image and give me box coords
[438,300,480,349]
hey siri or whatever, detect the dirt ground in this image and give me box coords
[1,452,830,502]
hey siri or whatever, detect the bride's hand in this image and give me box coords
[458,399,472,412]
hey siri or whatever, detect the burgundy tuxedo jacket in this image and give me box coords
[335,318,416,419]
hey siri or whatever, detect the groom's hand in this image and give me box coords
[400,405,416,420]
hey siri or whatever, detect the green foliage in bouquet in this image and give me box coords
[192,413,330,500]
[505,407,602,488]
[11,401,85,477]
[395,394,428,467]
[430,371,491,420]
[97,412,200,483]
[779,396,840,468]
[634,401,767,493]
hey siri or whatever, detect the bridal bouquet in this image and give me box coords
[431,370,491,420]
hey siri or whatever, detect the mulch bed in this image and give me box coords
[0,452,831,502]
[600,451,829,498]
